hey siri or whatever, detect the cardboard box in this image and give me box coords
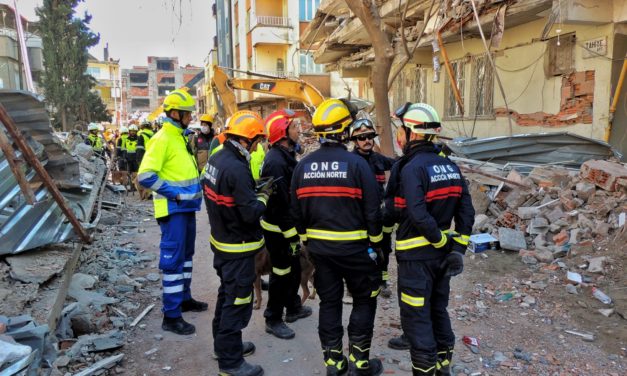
[468,233,500,253]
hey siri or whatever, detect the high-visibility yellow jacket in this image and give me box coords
[137,118,202,218]
[86,133,104,152]
[210,137,265,180]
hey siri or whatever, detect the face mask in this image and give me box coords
[201,125,210,134]
[294,143,303,155]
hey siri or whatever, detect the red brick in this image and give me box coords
[574,81,594,96]
[580,160,627,191]
[553,230,569,246]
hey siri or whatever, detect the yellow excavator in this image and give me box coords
[211,65,325,118]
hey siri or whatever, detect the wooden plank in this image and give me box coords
[47,243,83,334]
[130,304,155,327]
[0,128,36,204]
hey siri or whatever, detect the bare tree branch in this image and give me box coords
[387,0,436,89]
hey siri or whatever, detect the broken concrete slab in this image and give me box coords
[6,248,70,284]
[0,335,32,368]
[469,182,490,215]
[517,206,539,220]
[68,274,116,311]
[66,330,125,358]
[575,181,596,201]
[73,353,124,376]
[529,217,549,235]
[498,227,527,251]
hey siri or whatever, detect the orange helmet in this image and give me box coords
[225,111,266,140]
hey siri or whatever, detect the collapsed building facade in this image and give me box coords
[302,0,627,155]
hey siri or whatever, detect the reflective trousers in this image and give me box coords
[212,253,256,370]
[263,231,302,322]
[158,212,196,318]
[310,251,381,347]
[397,257,455,371]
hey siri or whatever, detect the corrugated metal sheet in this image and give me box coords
[447,132,622,168]
[0,91,105,255]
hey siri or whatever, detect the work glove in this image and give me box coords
[289,241,301,257]
[256,182,275,203]
[440,251,464,278]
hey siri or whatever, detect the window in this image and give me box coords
[158,86,176,96]
[86,67,101,78]
[299,0,320,21]
[156,60,174,71]
[444,59,465,119]
[129,72,148,83]
[299,52,324,74]
[131,98,150,108]
[392,70,406,110]
[159,76,175,84]
[409,67,428,103]
[545,33,575,77]
[469,53,494,118]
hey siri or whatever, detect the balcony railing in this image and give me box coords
[251,70,293,78]
[254,15,291,28]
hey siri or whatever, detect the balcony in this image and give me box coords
[254,15,291,28]
[249,15,292,46]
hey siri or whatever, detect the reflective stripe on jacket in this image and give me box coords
[383,142,474,261]
[87,134,104,152]
[260,145,298,240]
[291,142,382,256]
[137,118,201,219]
[202,140,266,259]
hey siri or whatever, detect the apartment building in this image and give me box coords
[87,45,121,122]
[121,56,203,120]
[211,0,355,117]
[0,4,43,92]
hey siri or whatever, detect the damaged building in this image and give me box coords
[302,0,627,155]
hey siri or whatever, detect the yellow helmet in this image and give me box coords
[225,111,266,140]
[163,89,196,112]
[312,98,353,136]
[200,113,215,123]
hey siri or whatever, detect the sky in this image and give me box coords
[6,0,215,68]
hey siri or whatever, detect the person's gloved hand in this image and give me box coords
[256,182,275,203]
[289,241,301,256]
[440,251,464,277]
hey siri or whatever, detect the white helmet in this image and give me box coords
[129,125,139,131]
[88,123,100,131]
[120,126,129,134]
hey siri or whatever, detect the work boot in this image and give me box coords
[285,306,313,323]
[212,342,256,360]
[380,282,392,298]
[161,316,195,335]
[410,349,437,376]
[435,347,454,376]
[218,360,264,376]
[387,334,410,350]
[323,340,348,376]
[265,320,295,339]
[181,298,209,312]
[348,335,383,375]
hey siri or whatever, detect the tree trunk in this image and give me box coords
[61,107,68,131]
[344,0,395,156]
[372,57,394,156]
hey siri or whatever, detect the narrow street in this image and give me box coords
[113,197,625,375]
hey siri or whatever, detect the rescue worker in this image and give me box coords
[349,119,396,297]
[86,123,105,158]
[190,114,215,171]
[209,117,266,180]
[137,89,206,336]
[383,103,474,375]
[202,110,270,376]
[261,110,312,340]
[291,98,384,376]
[136,121,155,163]
[125,125,140,176]
[115,126,129,172]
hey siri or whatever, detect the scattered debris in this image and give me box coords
[130,304,155,327]
[73,353,125,376]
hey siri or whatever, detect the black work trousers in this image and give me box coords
[397,257,455,366]
[212,252,256,370]
[263,231,302,322]
[310,250,381,346]
[380,231,393,283]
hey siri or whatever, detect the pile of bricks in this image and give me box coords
[469,159,627,259]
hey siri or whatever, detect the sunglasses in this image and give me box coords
[354,133,377,141]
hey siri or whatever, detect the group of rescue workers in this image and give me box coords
[133,88,475,376]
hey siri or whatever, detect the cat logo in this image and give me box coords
[252,82,275,92]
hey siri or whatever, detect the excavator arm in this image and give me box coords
[212,65,325,118]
